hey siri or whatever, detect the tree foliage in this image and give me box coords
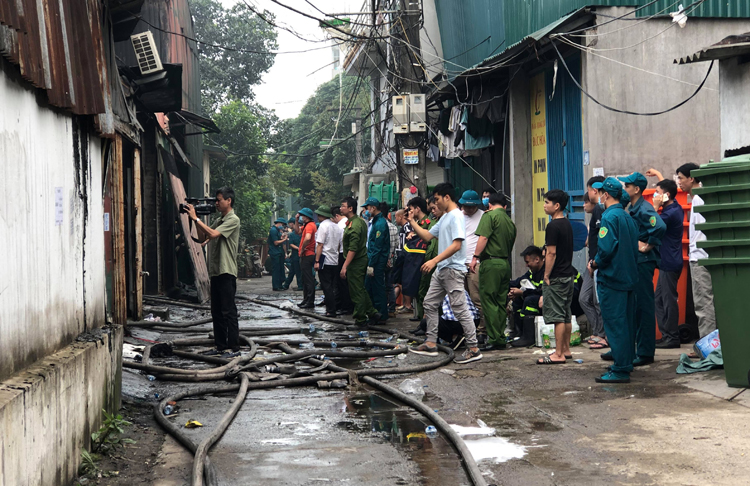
[191,0,278,113]
[272,75,371,208]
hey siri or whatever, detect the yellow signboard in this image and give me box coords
[530,73,548,247]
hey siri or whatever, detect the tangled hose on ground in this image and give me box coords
[128,295,491,486]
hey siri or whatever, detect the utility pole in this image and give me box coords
[394,0,427,197]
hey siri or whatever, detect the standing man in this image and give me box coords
[282,217,303,291]
[459,190,485,331]
[416,197,442,321]
[591,178,639,383]
[677,164,716,339]
[536,190,576,364]
[298,208,317,309]
[186,187,241,357]
[401,197,430,317]
[652,179,685,349]
[408,183,483,364]
[470,192,516,351]
[315,205,343,317]
[393,209,407,312]
[481,188,496,210]
[364,197,389,321]
[581,176,607,348]
[340,197,381,326]
[333,206,353,315]
[268,218,288,291]
[381,203,400,317]
[620,172,666,367]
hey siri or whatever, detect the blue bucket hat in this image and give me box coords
[361,196,380,207]
[592,177,625,200]
[273,217,287,225]
[287,217,296,224]
[298,208,315,220]
[458,190,482,206]
[617,172,648,191]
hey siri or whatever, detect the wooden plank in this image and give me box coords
[167,173,210,303]
[133,148,143,320]
[112,134,127,324]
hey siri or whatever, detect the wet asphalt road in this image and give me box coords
[126,277,750,486]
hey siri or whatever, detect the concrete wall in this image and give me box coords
[1,60,107,382]
[583,9,750,179]
[719,56,750,155]
[0,325,123,486]
[509,72,533,274]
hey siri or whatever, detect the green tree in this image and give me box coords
[191,0,278,113]
[273,76,371,208]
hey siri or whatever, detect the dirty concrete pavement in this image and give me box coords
[112,276,750,486]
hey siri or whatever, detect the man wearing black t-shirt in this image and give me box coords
[580,176,607,348]
[537,189,577,365]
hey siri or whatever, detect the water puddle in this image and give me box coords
[463,437,526,463]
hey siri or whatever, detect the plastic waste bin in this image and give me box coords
[693,158,750,388]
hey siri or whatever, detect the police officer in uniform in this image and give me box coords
[591,178,640,383]
[364,197,389,321]
[340,196,381,326]
[470,192,517,351]
[619,172,666,367]
[268,217,288,291]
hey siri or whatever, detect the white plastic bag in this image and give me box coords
[398,378,425,399]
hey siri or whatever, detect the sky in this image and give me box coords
[221,0,356,120]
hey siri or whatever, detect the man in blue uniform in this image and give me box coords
[619,172,666,367]
[591,178,640,383]
[268,218,288,291]
[364,197,390,321]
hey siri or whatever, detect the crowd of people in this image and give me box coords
[266,164,716,382]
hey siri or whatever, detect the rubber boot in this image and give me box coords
[511,316,536,348]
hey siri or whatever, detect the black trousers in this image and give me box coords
[336,253,353,312]
[300,254,316,306]
[318,264,339,314]
[210,274,239,350]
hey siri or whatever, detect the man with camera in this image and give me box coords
[185,187,242,357]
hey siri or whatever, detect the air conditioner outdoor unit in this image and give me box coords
[393,95,409,133]
[409,94,426,132]
[131,31,164,75]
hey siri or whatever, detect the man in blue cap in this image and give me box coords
[619,172,666,367]
[459,190,485,333]
[282,217,303,291]
[590,177,639,383]
[364,197,389,321]
[268,217,288,291]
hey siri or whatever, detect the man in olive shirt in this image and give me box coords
[470,192,517,350]
[339,196,381,326]
[186,187,241,356]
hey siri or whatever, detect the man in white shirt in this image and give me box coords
[458,190,485,329]
[315,205,344,317]
[676,163,716,338]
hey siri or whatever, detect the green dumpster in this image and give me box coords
[696,258,750,387]
[693,158,750,388]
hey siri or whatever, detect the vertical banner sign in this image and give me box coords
[530,73,548,247]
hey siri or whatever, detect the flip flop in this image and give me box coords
[537,355,566,365]
[586,337,601,345]
[590,342,609,350]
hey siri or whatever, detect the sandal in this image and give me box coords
[586,336,602,345]
[590,341,609,350]
[537,355,566,365]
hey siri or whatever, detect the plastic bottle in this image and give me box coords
[397,353,407,360]
[163,405,174,416]
[146,375,156,381]
[358,331,369,338]
[309,324,316,333]
[299,342,314,349]
[425,426,438,437]
[330,342,337,348]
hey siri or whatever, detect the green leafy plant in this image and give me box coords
[91,409,135,454]
[79,449,100,476]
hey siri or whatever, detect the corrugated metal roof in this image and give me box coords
[674,32,750,64]
[0,0,110,117]
[637,0,750,18]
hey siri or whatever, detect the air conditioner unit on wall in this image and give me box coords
[393,95,409,134]
[131,31,164,75]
